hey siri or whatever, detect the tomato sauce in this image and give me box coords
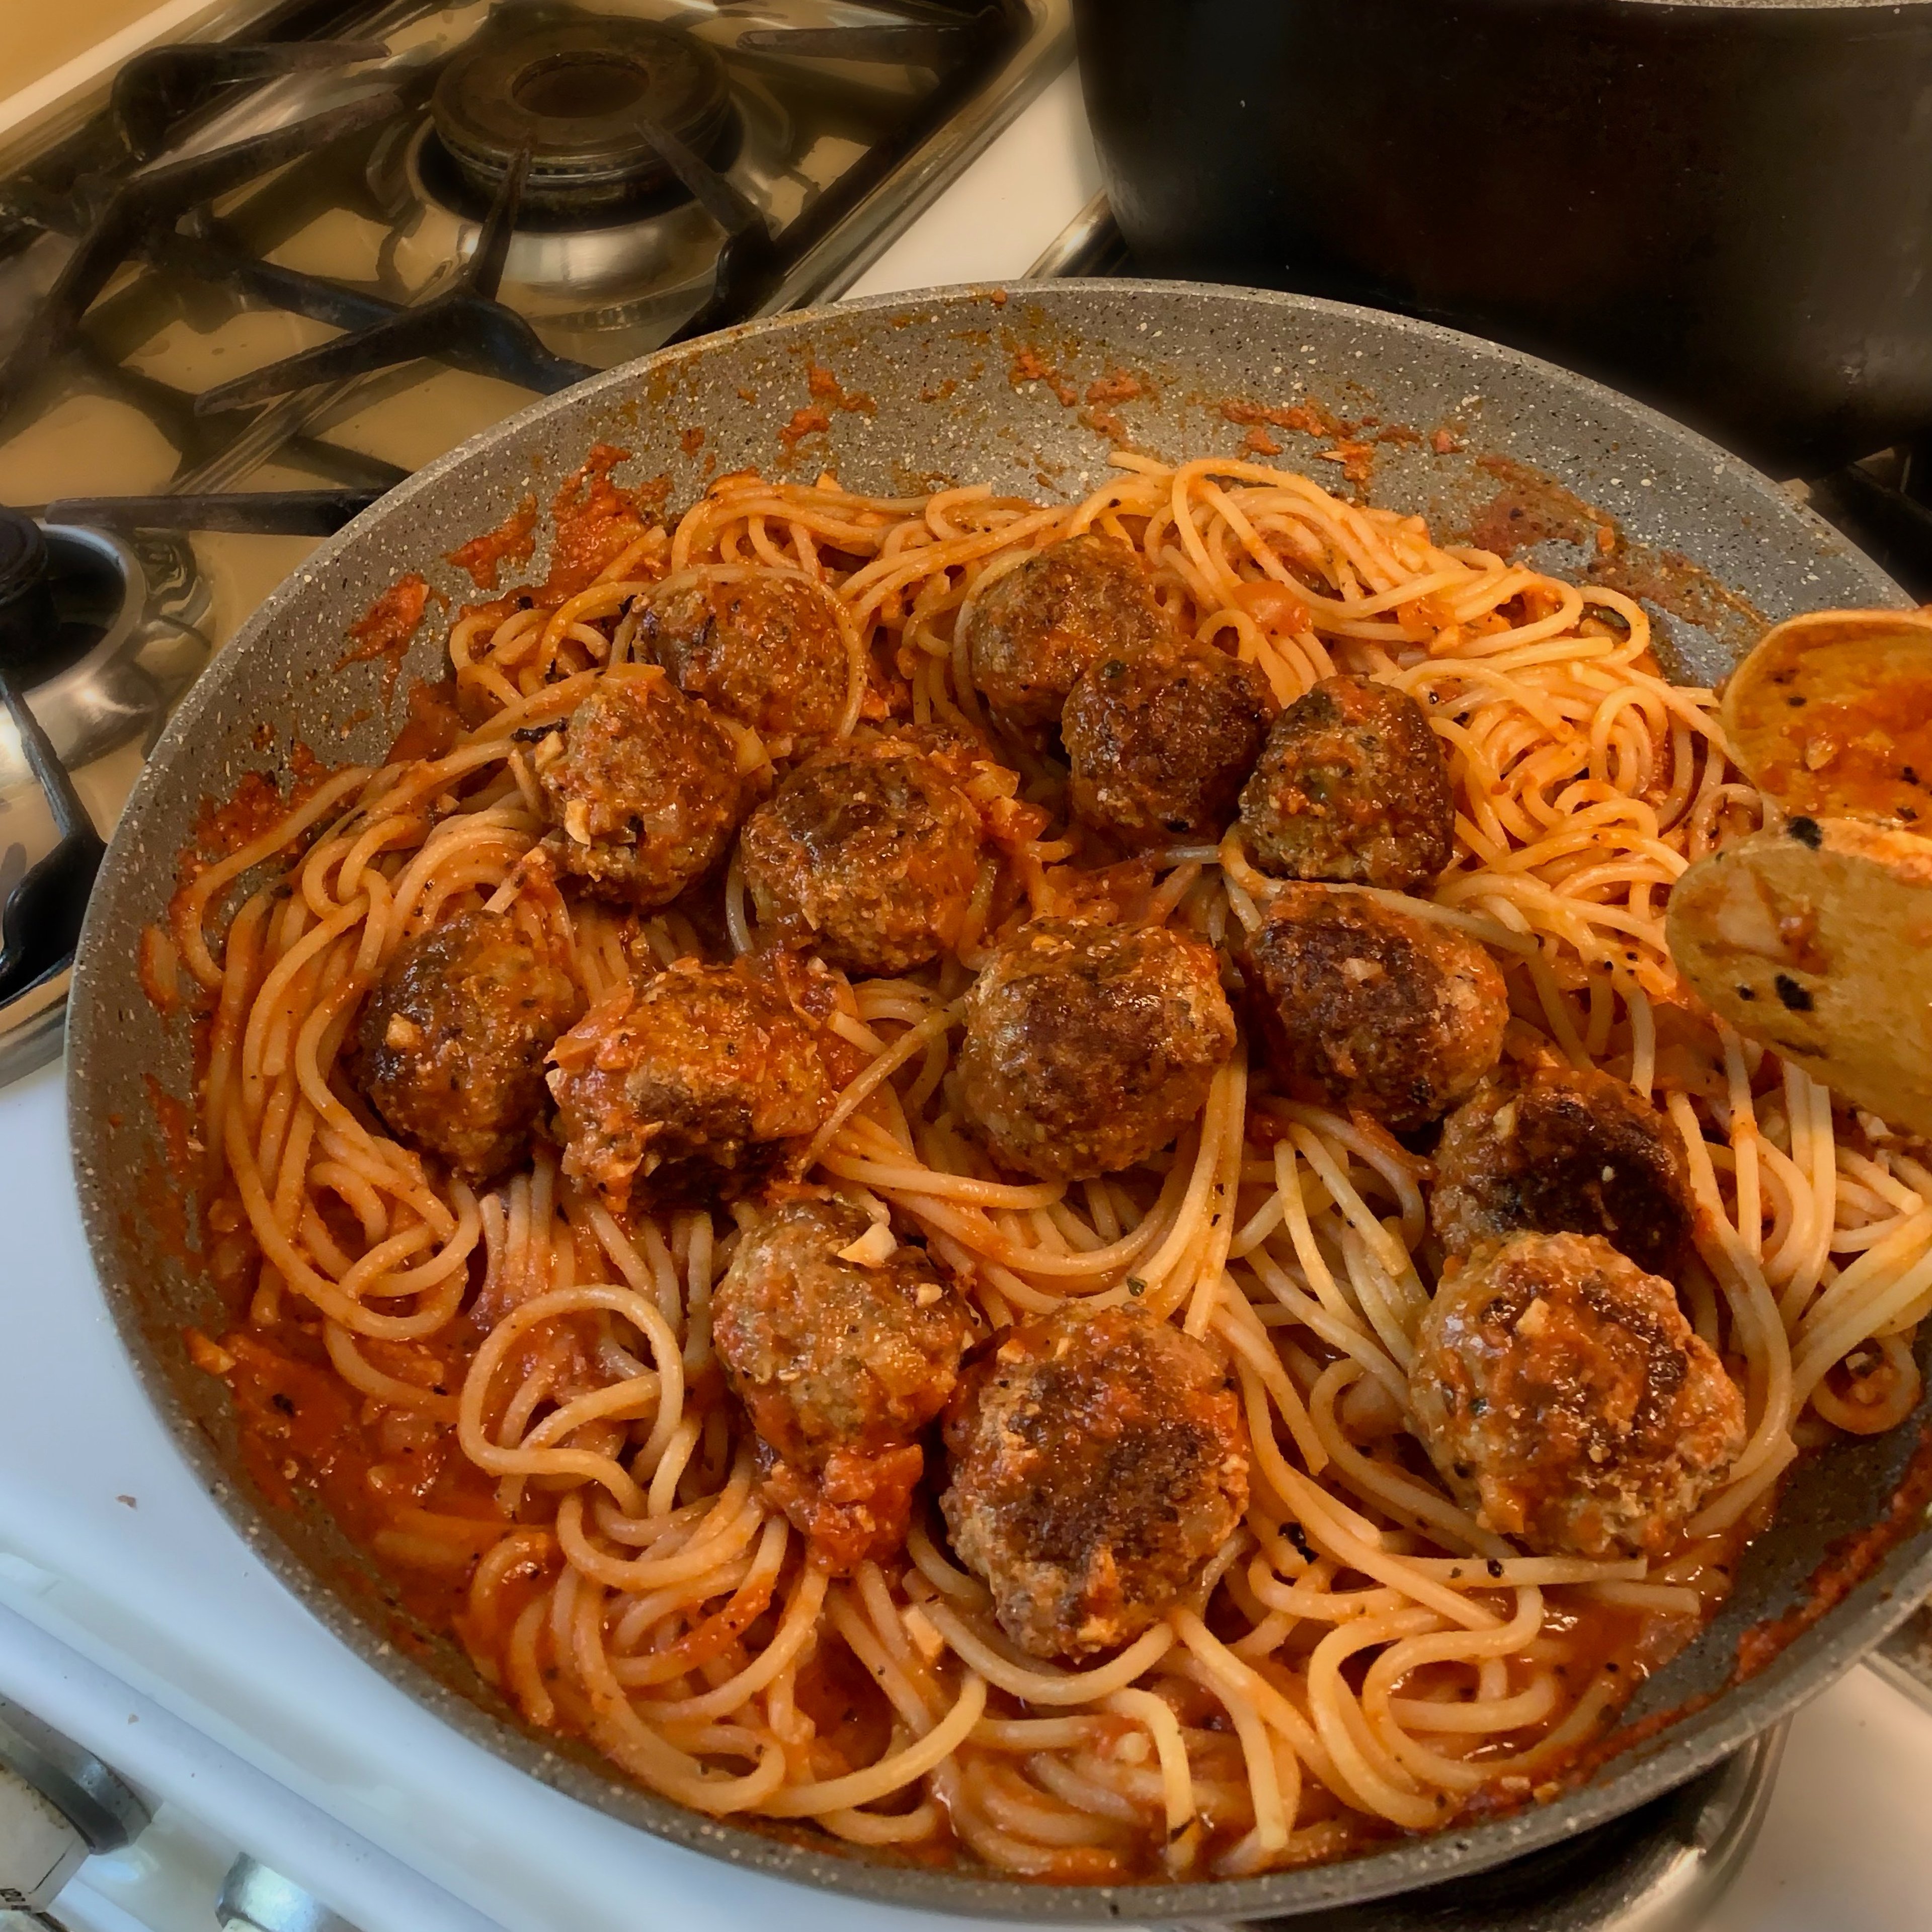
[807,363,877,417]
[185,771,297,869]
[222,1321,508,1637]
[337,573,433,699]
[1219,397,1339,439]
[383,677,466,765]
[534,445,661,602]
[777,407,833,455]
[1725,617,1932,825]
[444,497,538,592]
[1008,345,1079,406]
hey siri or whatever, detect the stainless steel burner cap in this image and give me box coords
[431,16,734,214]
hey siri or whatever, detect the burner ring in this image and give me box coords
[433,18,734,214]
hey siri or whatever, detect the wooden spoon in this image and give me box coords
[1720,605,1932,827]
[1668,814,1932,1137]
[1671,606,1932,1133]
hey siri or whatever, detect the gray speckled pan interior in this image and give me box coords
[65,283,1932,1921]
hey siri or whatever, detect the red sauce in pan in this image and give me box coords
[337,574,433,698]
[445,498,539,592]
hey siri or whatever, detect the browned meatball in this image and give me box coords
[963,534,1173,727]
[1063,640,1276,848]
[715,1198,976,1570]
[1239,674,1455,890]
[717,1199,975,1462]
[638,566,851,741]
[355,910,581,1183]
[538,669,750,908]
[940,1304,1249,1658]
[739,735,982,976]
[958,919,1236,1181]
[1409,1231,1745,1559]
[546,961,832,1211]
[1240,882,1505,1131]
[1432,1063,1694,1275]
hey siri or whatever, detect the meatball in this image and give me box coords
[714,1198,976,1570]
[1240,883,1505,1132]
[963,534,1173,727]
[958,918,1237,1181]
[546,961,833,1211]
[739,735,982,976]
[1239,674,1455,890]
[940,1304,1249,1659]
[355,910,581,1182]
[538,669,750,908]
[639,565,852,742]
[1063,640,1276,848]
[717,1199,975,1463]
[1409,1231,1745,1559]
[1432,1063,1694,1275]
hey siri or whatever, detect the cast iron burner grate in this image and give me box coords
[0,3,1037,535]
[0,66,600,434]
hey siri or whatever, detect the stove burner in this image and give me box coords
[0,514,204,1071]
[3,524,128,691]
[0,522,197,776]
[432,17,735,217]
[0,514,55,670]
[0,508,107,1006]
[193,146,603,417]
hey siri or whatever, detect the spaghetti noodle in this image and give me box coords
[168,453,1932,1882]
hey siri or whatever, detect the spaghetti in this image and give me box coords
[168,454,1932,1883]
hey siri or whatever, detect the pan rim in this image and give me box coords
[65,277,1932,1923]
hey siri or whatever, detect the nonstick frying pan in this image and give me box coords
[64,281,1932,1923]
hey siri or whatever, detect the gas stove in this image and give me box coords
[0,0,1069,1080]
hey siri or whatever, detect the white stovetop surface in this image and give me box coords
[6,62,1932,1932]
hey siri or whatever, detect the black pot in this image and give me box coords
[1074,0,1932,469]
